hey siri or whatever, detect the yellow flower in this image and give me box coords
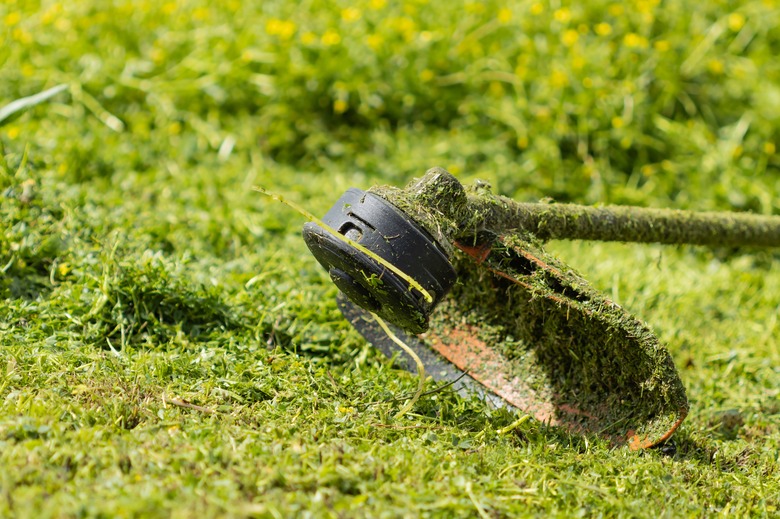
[530,3,544,15]
[321,29,341,46]
[488,81,504,97]
[391,17,416,42]
[498,8,512,23]
[12,28,31,44]
[6,127,20,139]
[611,116,625,129]
[636,0,660,14]
[516,136,529,149]
[370,0,386,9]
[419,69,434,82]
[535,106,551,120]
[553,7,571,23]
[562,29,579,47]
[333,99,348,114]
[57,263,72,276]
[266,19,296,40]
[193,7,209,21]
[728,13,745,32]
[707,59,724,75]
[41,3,61,25]
[623,33,649,48]
[366,34,383,49]
[654,40,670,51]
[301,32,317,45]
[341,7,361,22]
[150,47,165,63]
[763,142,776,155]
[4,12,21,26]
[550,70,568,88]
[391,17,415,33]
[595,22,612,36]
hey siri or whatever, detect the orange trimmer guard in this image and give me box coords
[342,231,688,449]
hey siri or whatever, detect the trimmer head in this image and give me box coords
[303,171,689,449]
[302,188,456,334]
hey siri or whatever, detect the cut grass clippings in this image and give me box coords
[1,0,779,517]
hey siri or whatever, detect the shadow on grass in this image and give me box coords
[86,263,259,348]
[3,271,52,300]
[651,429,756,472]
[1,236,66,301]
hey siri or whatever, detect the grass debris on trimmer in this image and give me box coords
[302,168,780,449]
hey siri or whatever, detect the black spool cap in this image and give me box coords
[302,189,456,334]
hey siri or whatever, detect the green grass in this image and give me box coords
[1,0,779,516]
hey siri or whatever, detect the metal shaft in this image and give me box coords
[471,194,780,248]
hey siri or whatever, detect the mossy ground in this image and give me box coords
[2,0,779,517]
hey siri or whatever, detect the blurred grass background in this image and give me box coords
[1,0,779,517]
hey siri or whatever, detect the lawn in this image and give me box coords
[1,0,779,517]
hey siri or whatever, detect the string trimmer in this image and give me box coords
[301,168,780,449]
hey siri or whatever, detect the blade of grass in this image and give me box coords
[372,312,426,419]
[0,84,68,126]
